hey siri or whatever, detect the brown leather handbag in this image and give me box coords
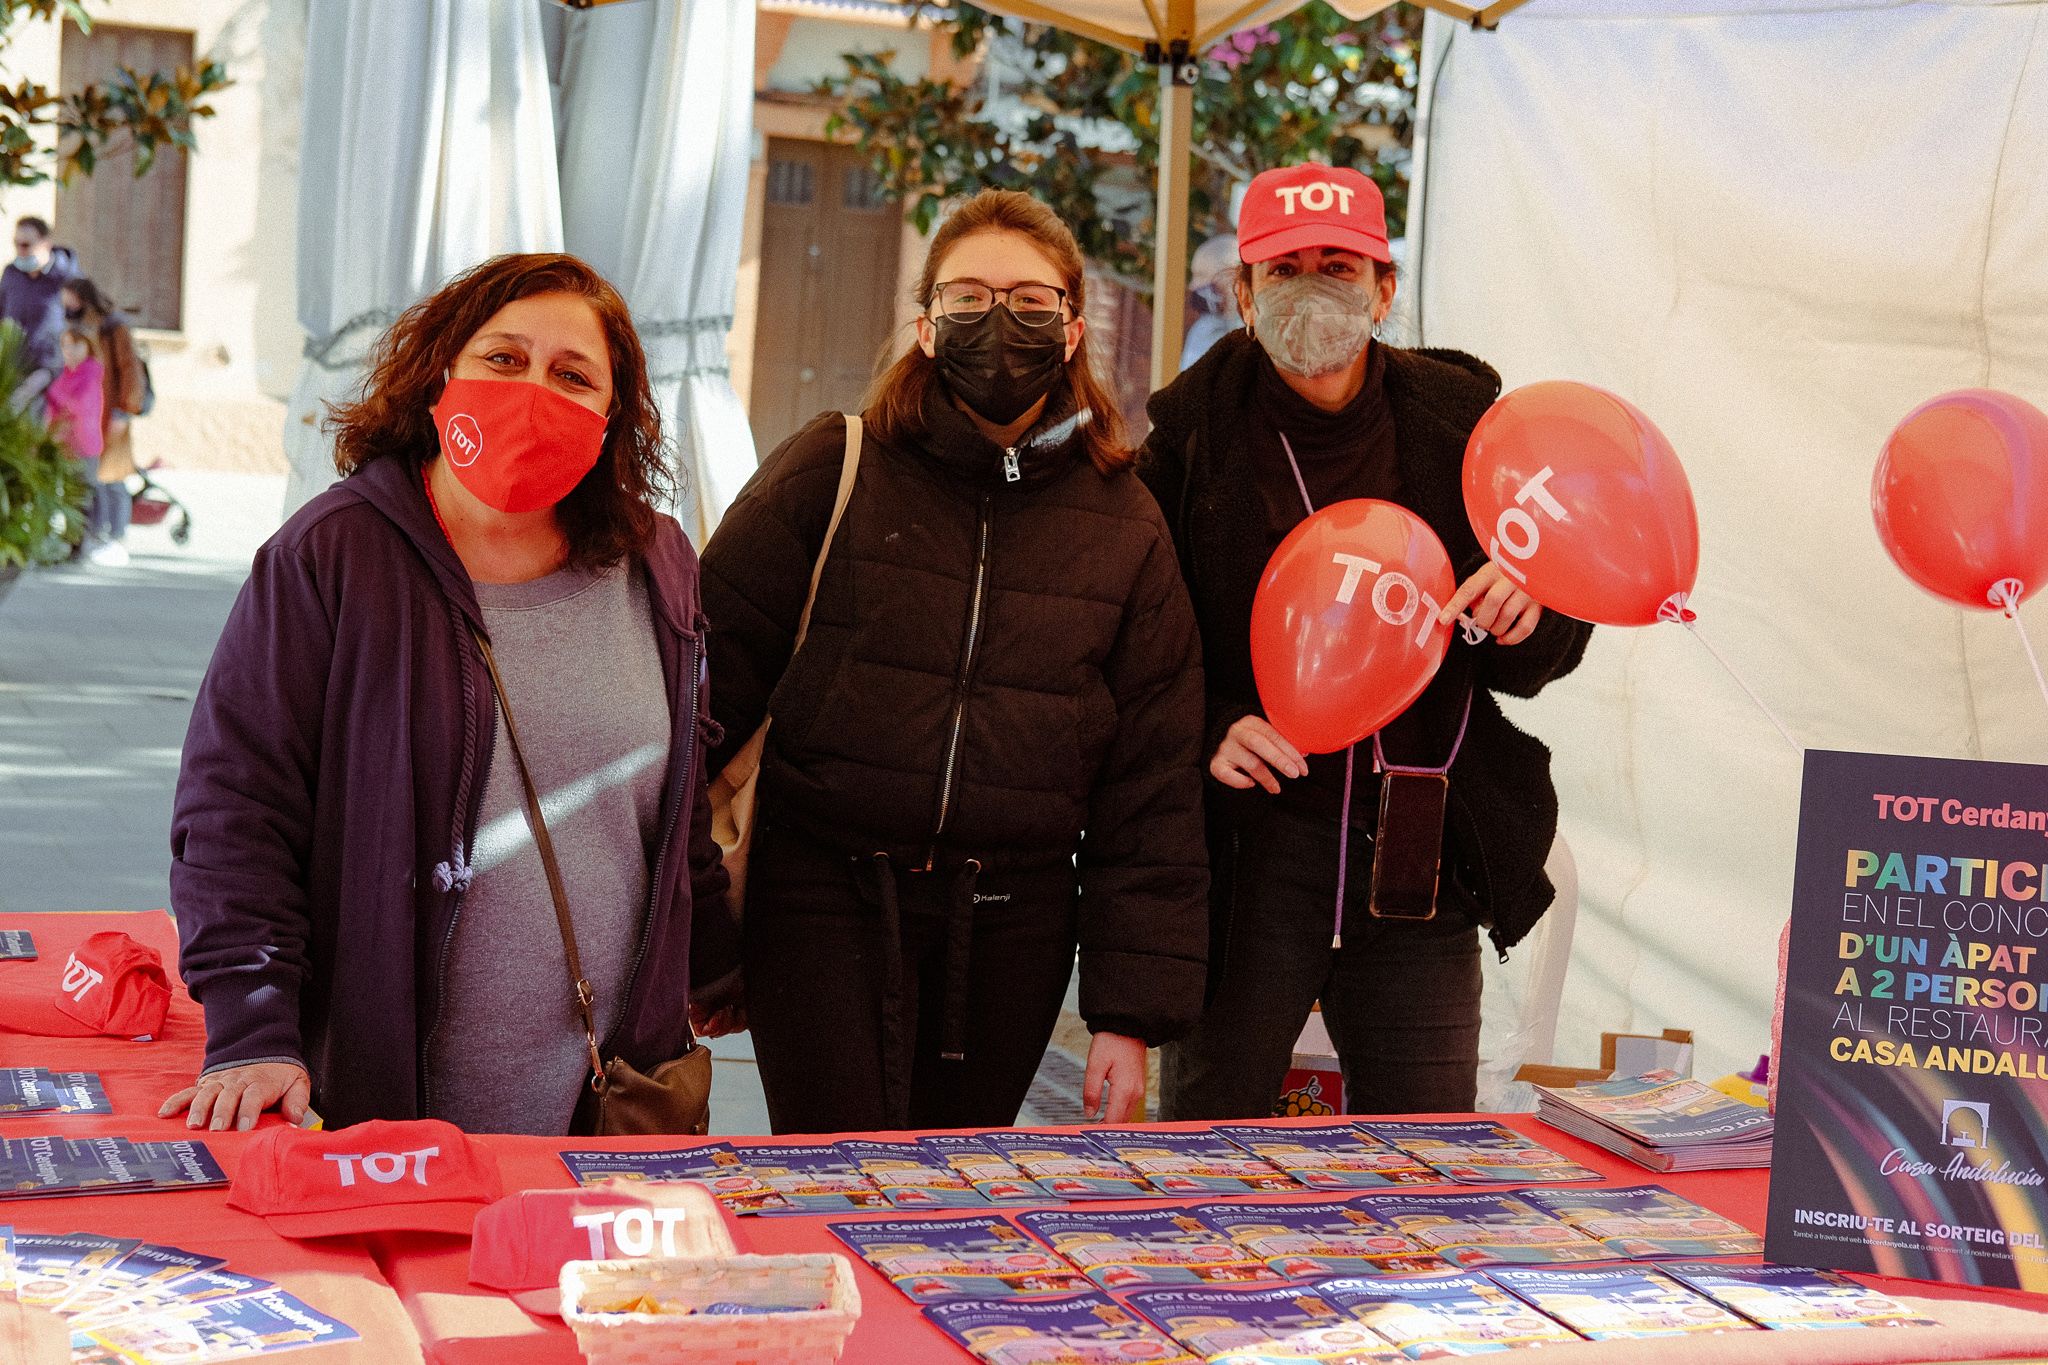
[473,629,712,1137]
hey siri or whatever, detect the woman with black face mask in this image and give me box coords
[1139,164,1595,1122]
[700,190,1208,1134]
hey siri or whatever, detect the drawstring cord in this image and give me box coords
[866,851,984,1128]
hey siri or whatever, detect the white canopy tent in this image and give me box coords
[970,0,1532,389]
[1408,0,2048,1084]
[283,0,564,514]
[555,0,761,543]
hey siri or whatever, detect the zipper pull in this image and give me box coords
[1003,449,1021,483]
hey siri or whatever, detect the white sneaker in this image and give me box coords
[86,541,130,567]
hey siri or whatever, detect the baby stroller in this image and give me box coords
[127,459,192,546]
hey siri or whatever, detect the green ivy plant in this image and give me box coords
[0,0,230,186]
[822,1,1422,292]
[0,320,88,569]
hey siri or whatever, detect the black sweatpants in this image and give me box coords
[743,827,1079,1135]
[1160,804,1483,1121]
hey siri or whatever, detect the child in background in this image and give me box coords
[45,326,107,561]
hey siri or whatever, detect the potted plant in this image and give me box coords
[0,321,90,604]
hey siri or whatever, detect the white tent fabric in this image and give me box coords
[1410,0,2048,1084]
[282,0,565,515]
[555,0,760,544]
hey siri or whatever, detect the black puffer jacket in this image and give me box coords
[702,386,1209,1045]
[1139,331,1593,958]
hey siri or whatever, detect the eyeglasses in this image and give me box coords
[932,280,1069,328]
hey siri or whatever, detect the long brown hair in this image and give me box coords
[327,253,671,568]
[865,191,1131,474]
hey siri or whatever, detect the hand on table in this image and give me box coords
[159,1061,311,1131]
[1439,562,1542,646]
[1083,1031,1147,1123]
[1210,715,1305,794]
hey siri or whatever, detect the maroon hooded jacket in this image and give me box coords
[170,455,733,1129]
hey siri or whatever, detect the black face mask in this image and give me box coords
[933,307,1068,427]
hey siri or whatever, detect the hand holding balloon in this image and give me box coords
[1210,715,1307,793]
[1438,562,1543,645]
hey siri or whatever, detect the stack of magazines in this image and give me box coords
[1534,1070,1773,1171]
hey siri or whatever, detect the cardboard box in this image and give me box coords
[1276,1009,1344,1117]
[1513,1029,1696,1090]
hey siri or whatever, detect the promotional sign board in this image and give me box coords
[1766,749,2048,1292]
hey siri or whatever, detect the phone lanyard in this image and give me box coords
[1277,432,1472,946]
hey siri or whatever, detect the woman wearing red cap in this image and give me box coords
[1140,163,1594,1120]
[163,255,735,1133]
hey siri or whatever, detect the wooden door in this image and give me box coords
[749,140,903,458]
[54,21,192,331]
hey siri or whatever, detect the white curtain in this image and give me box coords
[555,0,760,544]
[283,0,565,514]
[1410,0,2048,1083]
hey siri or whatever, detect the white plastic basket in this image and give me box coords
[560,1253,861,1365]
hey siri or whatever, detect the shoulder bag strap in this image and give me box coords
[472,627,608,1083]
[790,413,863,652]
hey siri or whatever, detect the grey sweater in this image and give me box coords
[427,561,670,1134]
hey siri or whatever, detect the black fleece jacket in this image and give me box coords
[1139,331,1593,955]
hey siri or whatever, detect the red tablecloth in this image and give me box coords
[7,910,2048,1364]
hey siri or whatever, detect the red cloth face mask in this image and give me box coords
[431,376,608,513]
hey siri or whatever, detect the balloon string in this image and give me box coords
[1681,619,1801,751]
[1990,580,2048,716]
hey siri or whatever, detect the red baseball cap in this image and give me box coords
[469,1181,729,1315]
[228,1118,502,1238]
[0,931,171,1039]
[1238,163,1390,265]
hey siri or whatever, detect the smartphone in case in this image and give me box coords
[1368,770,1449,920]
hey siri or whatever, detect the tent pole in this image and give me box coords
[1149,55,1195,391]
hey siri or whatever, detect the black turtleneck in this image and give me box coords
[915,377,1088,493]
[1247,341,1402,829]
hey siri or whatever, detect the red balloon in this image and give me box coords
[1251,499,1457,755]
[1873,389,2048,611]
[1463,381,1700,627]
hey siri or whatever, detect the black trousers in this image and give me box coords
[1160,804,1483,1121]
[743,828,1079,1135]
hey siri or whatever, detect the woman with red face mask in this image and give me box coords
[160,254,737,1134]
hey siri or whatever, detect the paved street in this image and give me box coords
[0,469,1095,1131]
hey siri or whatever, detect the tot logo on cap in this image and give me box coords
[227,1118,502,1239]
[0,931,171,1039]
[469,1181,730,1315]
[1237,163,1390,266]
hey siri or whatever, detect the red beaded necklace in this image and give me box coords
[422,467,455,546]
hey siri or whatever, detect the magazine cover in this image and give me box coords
[841,1140,993,1210]
[918,1136,1056,1205]
[1539,1070,1772,1146]
[1517,1186,1761,1260]
[48,1072,112,1117]
[1084,1129,1300,1195]
[0,1136,153,1196]
[130,1141,228,1191]
[0,1068,59,1116]
[56,1243,228,1320]
[1193,1201,1449,1280]
[1356,1122,1600,1185]
[1125,1284,1403,1364]
[1489,1266,1755,1339]
[828,1216,1091,1303]
[70,1287,360,1364]
[924,1291,1198,1365]
[559,1143,790,1214]
[980,1132,1155,1200]
[733,1144,893,1213]
[0,928,35,959]
[1316,1272,1583,1356]
[1017,1208,1282,1289]
[1215,1126,1440,1192]
[1662,1262,1938,1331]
[8,1233,140,1308]
[66,1269,276,1334]
[1356,1192,1608,1269]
